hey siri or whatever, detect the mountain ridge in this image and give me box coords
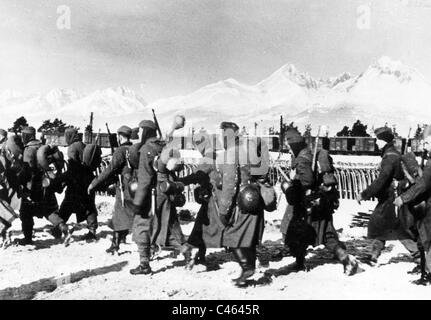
[0,56,429,135]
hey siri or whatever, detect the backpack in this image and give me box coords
[37,145,64,172]
[82,144,102,170]
[316,149,337,187]
[401,152,421,181]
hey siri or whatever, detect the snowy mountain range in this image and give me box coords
[0,56,430,135]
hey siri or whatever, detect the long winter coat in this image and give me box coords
[280,147,314,237]
[90,142,134,231]
[361,142,410,240]
[180,160,226,248]
[221,164,265,248]
[400,158,431,265]
[151,170,186,247]
[131,137,164,243]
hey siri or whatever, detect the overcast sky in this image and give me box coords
[1,0,431,102]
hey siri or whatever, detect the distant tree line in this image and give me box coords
[8,116,78,135]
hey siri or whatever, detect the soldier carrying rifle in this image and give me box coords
[280,127,358,274]
[88,125,135,254]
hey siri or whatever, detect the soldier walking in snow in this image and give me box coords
[281,128,358,274]
[394,125,431,285]
[150,141,192,263]
[17,126,70,245]
[127,120,164,275]
[87,125,135,254]
[55,128,99,241]
[357,127,412,265]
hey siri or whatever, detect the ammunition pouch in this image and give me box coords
[159,180,184,195]
[171,193,186,207]
[193,186,211,204]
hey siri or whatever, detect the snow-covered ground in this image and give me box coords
[0,194,429,300]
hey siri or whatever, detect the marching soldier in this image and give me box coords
[357,127,411,264]
[394,125,431,284]
[281,128,358,274]
[87,125,134,254]
[57,127,98,241]
[220,122,277,287]
[151,144,192,262]
[177,132,219,268]
[18,126,70,245]
[128,120,164,275]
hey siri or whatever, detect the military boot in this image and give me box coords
[413,272,431,286]
[366,239,385,266]
[106,232,120,255]
[118,230,128,244]
[334,245,359,276]
[50,226,62,239]
[180,243,192,264]
[81,230,97,242]
[408,265,422,275]
[130,242,152,275]
[341,255,359,276]
[186,247,206,270]
[232,248,255,287]
[129,262,152,275]
[59,223,72,247]
[19,223,33,246]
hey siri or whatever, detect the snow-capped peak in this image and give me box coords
[369,56,415,82]
[44,88,82,109]
[257,63,319,90]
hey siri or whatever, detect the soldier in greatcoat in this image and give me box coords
[88,125,135,254]
[56,128,98,240]
[357,127,411,264]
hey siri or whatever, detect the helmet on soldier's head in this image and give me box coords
[117,125,132,138]
[238,184,262,214]
[21,127,36,145]
[374,127,394,143]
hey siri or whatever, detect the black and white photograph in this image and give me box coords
[1,0,431,304]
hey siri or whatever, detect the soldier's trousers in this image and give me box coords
[231,247,256,271]
[59,206,98,233]
[132,214,152,264]
[20,199,63,241]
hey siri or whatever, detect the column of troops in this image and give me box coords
[0,116,431,287]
